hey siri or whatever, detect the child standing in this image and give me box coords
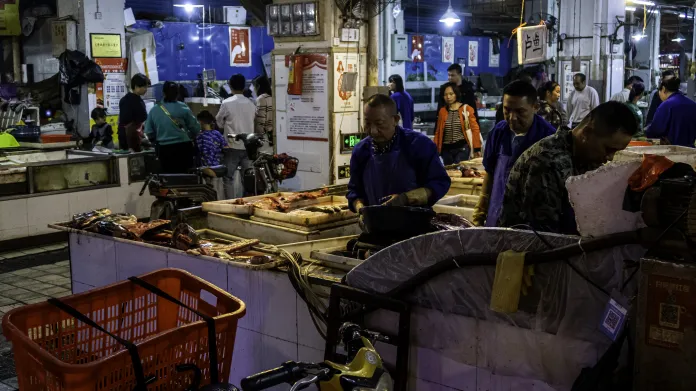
[195,110,227,166]
[88,108,115,149]
[196,110,227,199]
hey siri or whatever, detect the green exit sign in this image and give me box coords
[341,133,365,152]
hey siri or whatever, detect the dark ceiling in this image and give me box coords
[402,0,528,35]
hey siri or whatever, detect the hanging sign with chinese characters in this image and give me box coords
[517,25,547,65]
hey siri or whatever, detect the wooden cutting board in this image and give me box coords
[252,196,356,227]
[202,192,294,215]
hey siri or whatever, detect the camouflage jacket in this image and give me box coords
[497,127,596,234]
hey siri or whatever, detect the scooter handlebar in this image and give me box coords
[240,361,304,391]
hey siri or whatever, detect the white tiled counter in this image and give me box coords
[0,152,155,241]
[60,228,574,391]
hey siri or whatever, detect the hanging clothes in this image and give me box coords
[126,29,159,85]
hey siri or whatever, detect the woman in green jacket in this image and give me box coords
[145,81,201,173]
[625,82,646,137]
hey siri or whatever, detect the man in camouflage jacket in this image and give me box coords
[498,102,639,234]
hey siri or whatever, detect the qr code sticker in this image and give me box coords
[659,303,680,329]
[602,308,621,334]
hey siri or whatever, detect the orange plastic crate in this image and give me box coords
[2,268,246,391]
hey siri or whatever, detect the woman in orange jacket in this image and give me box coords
[434,82,482,165]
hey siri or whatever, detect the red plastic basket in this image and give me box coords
[2,268,246,391]
[40,134,72,143]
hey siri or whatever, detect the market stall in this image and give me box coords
[202,190,361,244]
[50,211,645,390]
[0,149,154,241]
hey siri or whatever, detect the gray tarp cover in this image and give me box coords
[345,228,645,389]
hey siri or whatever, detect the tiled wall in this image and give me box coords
[69,233,573,391]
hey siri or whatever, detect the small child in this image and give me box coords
[88,108,114,149]
[196,110,227,167]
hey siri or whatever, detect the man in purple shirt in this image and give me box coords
[647,77,696,147]
[473,80,557,227]
[347,94,451,213]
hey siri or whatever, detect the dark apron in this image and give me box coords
[485,153,513,227]
[363,148,418,206]
[485,136,526,227]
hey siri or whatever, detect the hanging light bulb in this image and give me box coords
[439,0,461,26]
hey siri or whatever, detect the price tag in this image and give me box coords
[599,297,628,341]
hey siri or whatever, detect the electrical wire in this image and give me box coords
[279,248,329,338]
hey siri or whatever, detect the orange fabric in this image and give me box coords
[434,104,481,153]
[628,154,675,192]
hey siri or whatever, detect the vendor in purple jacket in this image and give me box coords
[646,77,696,147]
[347,94,451,213]
[473,80,557,227]
[388,74,415,130]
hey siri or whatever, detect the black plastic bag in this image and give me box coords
[58,50,104,88]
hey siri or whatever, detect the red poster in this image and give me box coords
[94,58,128,73]
[229,27,251,67]
[411,35,424,62]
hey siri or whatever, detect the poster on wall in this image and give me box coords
[411,35,424,62]
[229,26,251,67]
[442,37,455,63]
[489,39,499,67]
[91,58,128,132]
[468,41,479,67]
[561,61,588,102]
[287,54,329,141]
[90,34,122,58]
[334,53,360,112]
[0,1,20,36]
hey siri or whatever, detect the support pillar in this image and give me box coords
[57,0,125,137]
[367,12,379,86]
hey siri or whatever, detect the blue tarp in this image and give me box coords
[132,20,274,82]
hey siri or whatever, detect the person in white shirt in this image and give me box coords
[216,74,257,199]
[610,76,644,103]
[567,73,600,128]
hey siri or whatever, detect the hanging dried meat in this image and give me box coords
[125,220,170,239]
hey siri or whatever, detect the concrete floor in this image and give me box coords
[0,242,71,390]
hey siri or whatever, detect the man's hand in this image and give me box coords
[380,193,409,207]
[472,194,489,226]
[473,151,482,158]
[380,188,431,207]
[353,199,367,231]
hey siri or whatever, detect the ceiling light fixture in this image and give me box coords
[627,0,655,5]
[672,33,686,43]
[626,6,636,11]
[439,0,461,27]
[173,2,204,14]
[632,33,647,41]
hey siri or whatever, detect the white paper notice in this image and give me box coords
[287,54,329,141]
[468,41,479,67]
[489,39,499,67]
[442,37,455,63]
[103,74,127,114]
